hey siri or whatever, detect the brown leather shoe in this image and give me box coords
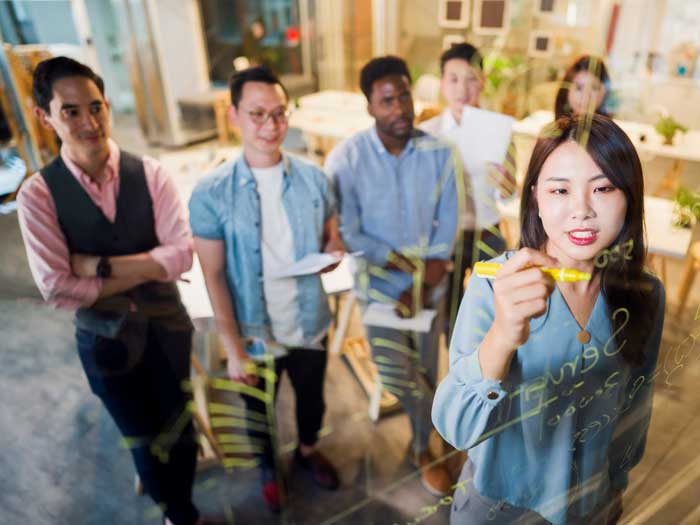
[416,449,451,497]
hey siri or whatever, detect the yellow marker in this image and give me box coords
[473,262,591,282]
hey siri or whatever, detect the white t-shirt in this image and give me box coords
[420,109,501,229]
[251,162,304,347]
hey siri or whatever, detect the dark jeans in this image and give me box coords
[76,322,199,525]
[241,346,328,480]
[446,226,506,340]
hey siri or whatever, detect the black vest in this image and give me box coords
[40,151,192,339]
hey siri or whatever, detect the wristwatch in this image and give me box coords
[96,256,112,278]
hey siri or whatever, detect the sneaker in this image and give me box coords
[261,480,282,514]
[416,449,451,497]
[294,448,340,490]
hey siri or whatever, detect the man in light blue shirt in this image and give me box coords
[189,67,343,513]
[325,56,459,497]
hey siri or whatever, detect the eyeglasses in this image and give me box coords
[244,108,292,125]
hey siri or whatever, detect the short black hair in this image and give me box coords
[359,56,412,101]
[32,56,105,113]
[440,42,483,74]
[229,66,288,107]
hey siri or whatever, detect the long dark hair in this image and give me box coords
[520,115,657,366]
[554,55,612,120]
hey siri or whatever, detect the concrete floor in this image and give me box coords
[2,118,700,524]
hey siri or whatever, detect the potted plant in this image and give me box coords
[674,186,700,228]
[482,53,527,116]
[655,116,688,145]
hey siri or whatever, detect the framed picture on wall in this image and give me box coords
[473,0,510,35]
[442,34,466,50]
[529,31,554,58]
[438,0,470,29]
[536,0,556,14]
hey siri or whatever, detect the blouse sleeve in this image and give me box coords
[432,271,511,450]
[608,279,666,490]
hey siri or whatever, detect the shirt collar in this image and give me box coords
[441,109,460,134]
[235,151,291,186]
[369,125,420,157]
[60,138,119,185]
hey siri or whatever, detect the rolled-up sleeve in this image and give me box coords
[16,174,102,309]
[325,146,393,266]
[432,272,508,449]
[188,176,224,240]
[143,157,193,280]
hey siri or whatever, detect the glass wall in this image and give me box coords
[198,0,305,84]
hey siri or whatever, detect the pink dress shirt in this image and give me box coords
[17,139,193,310]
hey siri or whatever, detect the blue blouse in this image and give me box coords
[432,252,665,525]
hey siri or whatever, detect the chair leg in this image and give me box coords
[677,258,699,318]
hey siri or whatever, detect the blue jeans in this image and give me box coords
[76,322,198,525]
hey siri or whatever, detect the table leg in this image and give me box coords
[330,292,355,355]
[653,159,685,197]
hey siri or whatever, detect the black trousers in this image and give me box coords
[241,346,328,480]
[76,322,199,525]
[446,226,506,340]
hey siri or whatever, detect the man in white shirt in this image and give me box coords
[420,42,517,339]
[189,67,344,513]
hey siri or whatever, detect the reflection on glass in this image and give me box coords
[198,0,303,83]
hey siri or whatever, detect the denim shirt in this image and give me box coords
[188,153,334,347]
[325,126,459,302]
[431,252,665,525]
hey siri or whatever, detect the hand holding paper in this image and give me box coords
[266,251,362,280]
[363,303,437,333]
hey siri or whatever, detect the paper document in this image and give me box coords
[362,303,437,333]
[458,105,515,165]
[321,257,355,295]
[266,253,340,279]
[267,252,362,280]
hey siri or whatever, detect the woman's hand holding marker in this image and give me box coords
[478,248,558,380]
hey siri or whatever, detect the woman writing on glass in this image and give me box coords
[432,114,664,525]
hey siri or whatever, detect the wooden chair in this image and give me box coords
[134,353,224,495]
[342,337,400,421]
[0,44,59,203]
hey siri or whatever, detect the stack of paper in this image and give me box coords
[266,251,362,280]
[362,303,437,333]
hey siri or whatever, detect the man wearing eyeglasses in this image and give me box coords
[189,66,343,513]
